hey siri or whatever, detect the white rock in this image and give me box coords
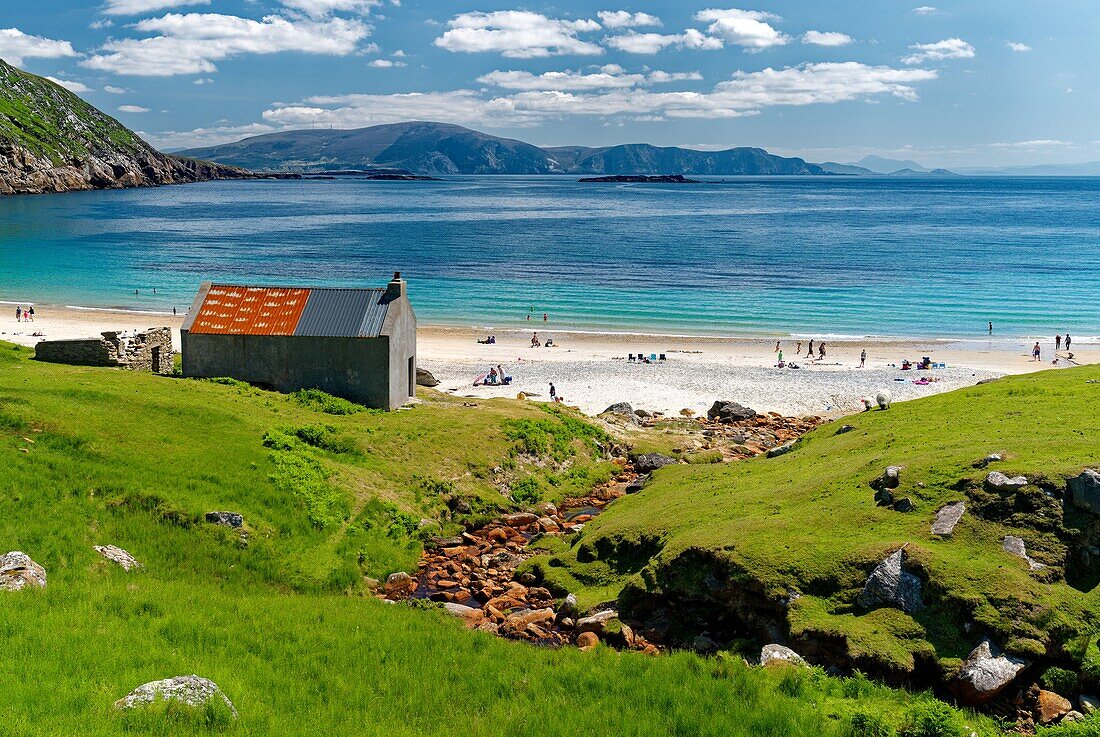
[114,675,237,717]
[94,545,142,572]
[0,551,46,591]
[760,643,806,667]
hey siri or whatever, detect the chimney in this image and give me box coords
[385,271,406,301]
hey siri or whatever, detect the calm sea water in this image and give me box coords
[1,175,1098,339]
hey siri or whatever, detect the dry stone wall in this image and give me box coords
[34,327,174,374]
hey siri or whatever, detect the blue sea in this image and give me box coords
[1,175,1098,339]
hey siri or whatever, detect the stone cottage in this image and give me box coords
[34,327,174,374]
[180,273,417,410]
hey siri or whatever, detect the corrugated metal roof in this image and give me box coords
[295,288,389,338]
[187,284,393,337]
[189,286,311,335]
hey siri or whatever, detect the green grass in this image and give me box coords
[0,341,1012,735]
[538,366,1100,679]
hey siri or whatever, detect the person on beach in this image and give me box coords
[774,340,781,352]
[497,365,506,385]
[173,307,177,316]
[1056,334,1062,351]
[777,350,784,364]
[819,342,826,360]
[26,306,33,322]
[1032,342,1042,361]
[1066,334,1072,351]
[807,339,814,357]
[549,382,558,402]
[531,333,540,347]
[860,349,867,368]
[796,341,802,354]
[15,306,21,322]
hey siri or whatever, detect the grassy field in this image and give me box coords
[0,340,1010,736]
[534,365,1100,685]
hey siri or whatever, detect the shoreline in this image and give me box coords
[2,300,1095,418]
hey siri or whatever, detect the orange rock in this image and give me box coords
[1037,690,1073,725]
[576,631,599,651]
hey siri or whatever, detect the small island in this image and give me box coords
[578,174,701,183]
[303,169,441,181]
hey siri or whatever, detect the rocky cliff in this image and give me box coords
[0,59,252,195]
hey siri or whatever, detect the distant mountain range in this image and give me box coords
[179,122,832,176]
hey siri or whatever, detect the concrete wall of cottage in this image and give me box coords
[34,327,175,374]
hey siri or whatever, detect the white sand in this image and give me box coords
[3,301,1094,418]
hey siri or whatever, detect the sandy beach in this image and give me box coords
[3,301,1095,418]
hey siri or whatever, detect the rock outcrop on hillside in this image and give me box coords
[0,58,253,195]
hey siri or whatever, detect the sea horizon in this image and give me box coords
[2,174,1098,341]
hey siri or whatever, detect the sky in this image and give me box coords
[2,1,1097,167]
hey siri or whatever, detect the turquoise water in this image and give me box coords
[1,175,1098,339]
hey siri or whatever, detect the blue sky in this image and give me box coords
[2,1,1097,166]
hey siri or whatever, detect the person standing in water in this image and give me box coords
[1032,342,1042,361]
[988,321,993,335]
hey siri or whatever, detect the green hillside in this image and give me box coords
[533,366,1100,691]
[0,59,149,165]
[0,341,1007,736]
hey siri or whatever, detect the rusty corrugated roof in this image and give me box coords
[187,284,392,338]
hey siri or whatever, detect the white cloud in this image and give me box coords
[1006,41,1031,52]
[802,31,853,47]
[263,61,936,127]
[911,6,939,14]
[434,11,602,58]
[119,104,151,113]
[368,58,405,67]
[46,77,92,93]
[478,65,700,91]
[694,8,788,49]
[82,13,371,76]
[143,122,277,149]
[104,85,126,93]
[193,77,214,84]
[392,49,406,57]
[902,38,975,64]
[279,0,380,18]
[597,11,661,29]
[90,19,114,29]
[103,0,209,16]
[0,28,78,66]
[988,139,1068,148]
[606,28,722,54]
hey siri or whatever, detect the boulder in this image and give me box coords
[1036,690,1073,725]
[1069,470,1100,515]
[0,551,47,591]
[600,402,640,426]
[836,425,855,435]
[503,512,538,528]
[1062,711,1086,724]
[625,474,651,494]
[576,631,599,651]
[707,401,756,423]
[383,571,416,598]
[873,488,894,507]
[94,545,142,572]
[693,635,718,653]
[931,502,966,537]
[633,453,677,474]
[576,609,619,636]
[872,466,902,490]
[1078,695,1099,715]
[1003,536,1047,571]
[892,497,915,513]
[114,675,237,718]
[559,593,579,616]
[951,638,1027,704]
[857,548,924,614]
[985,471,1027,491]
[980,453,1003,467]
[760,644,806,667]
[205,511,243,529]
[415,367,440,387]
[442,602,483,626]
[767,441,796,458]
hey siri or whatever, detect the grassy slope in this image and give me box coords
[0,342,1000,736]
[540,367,1100,676]
[0,59,150,165]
